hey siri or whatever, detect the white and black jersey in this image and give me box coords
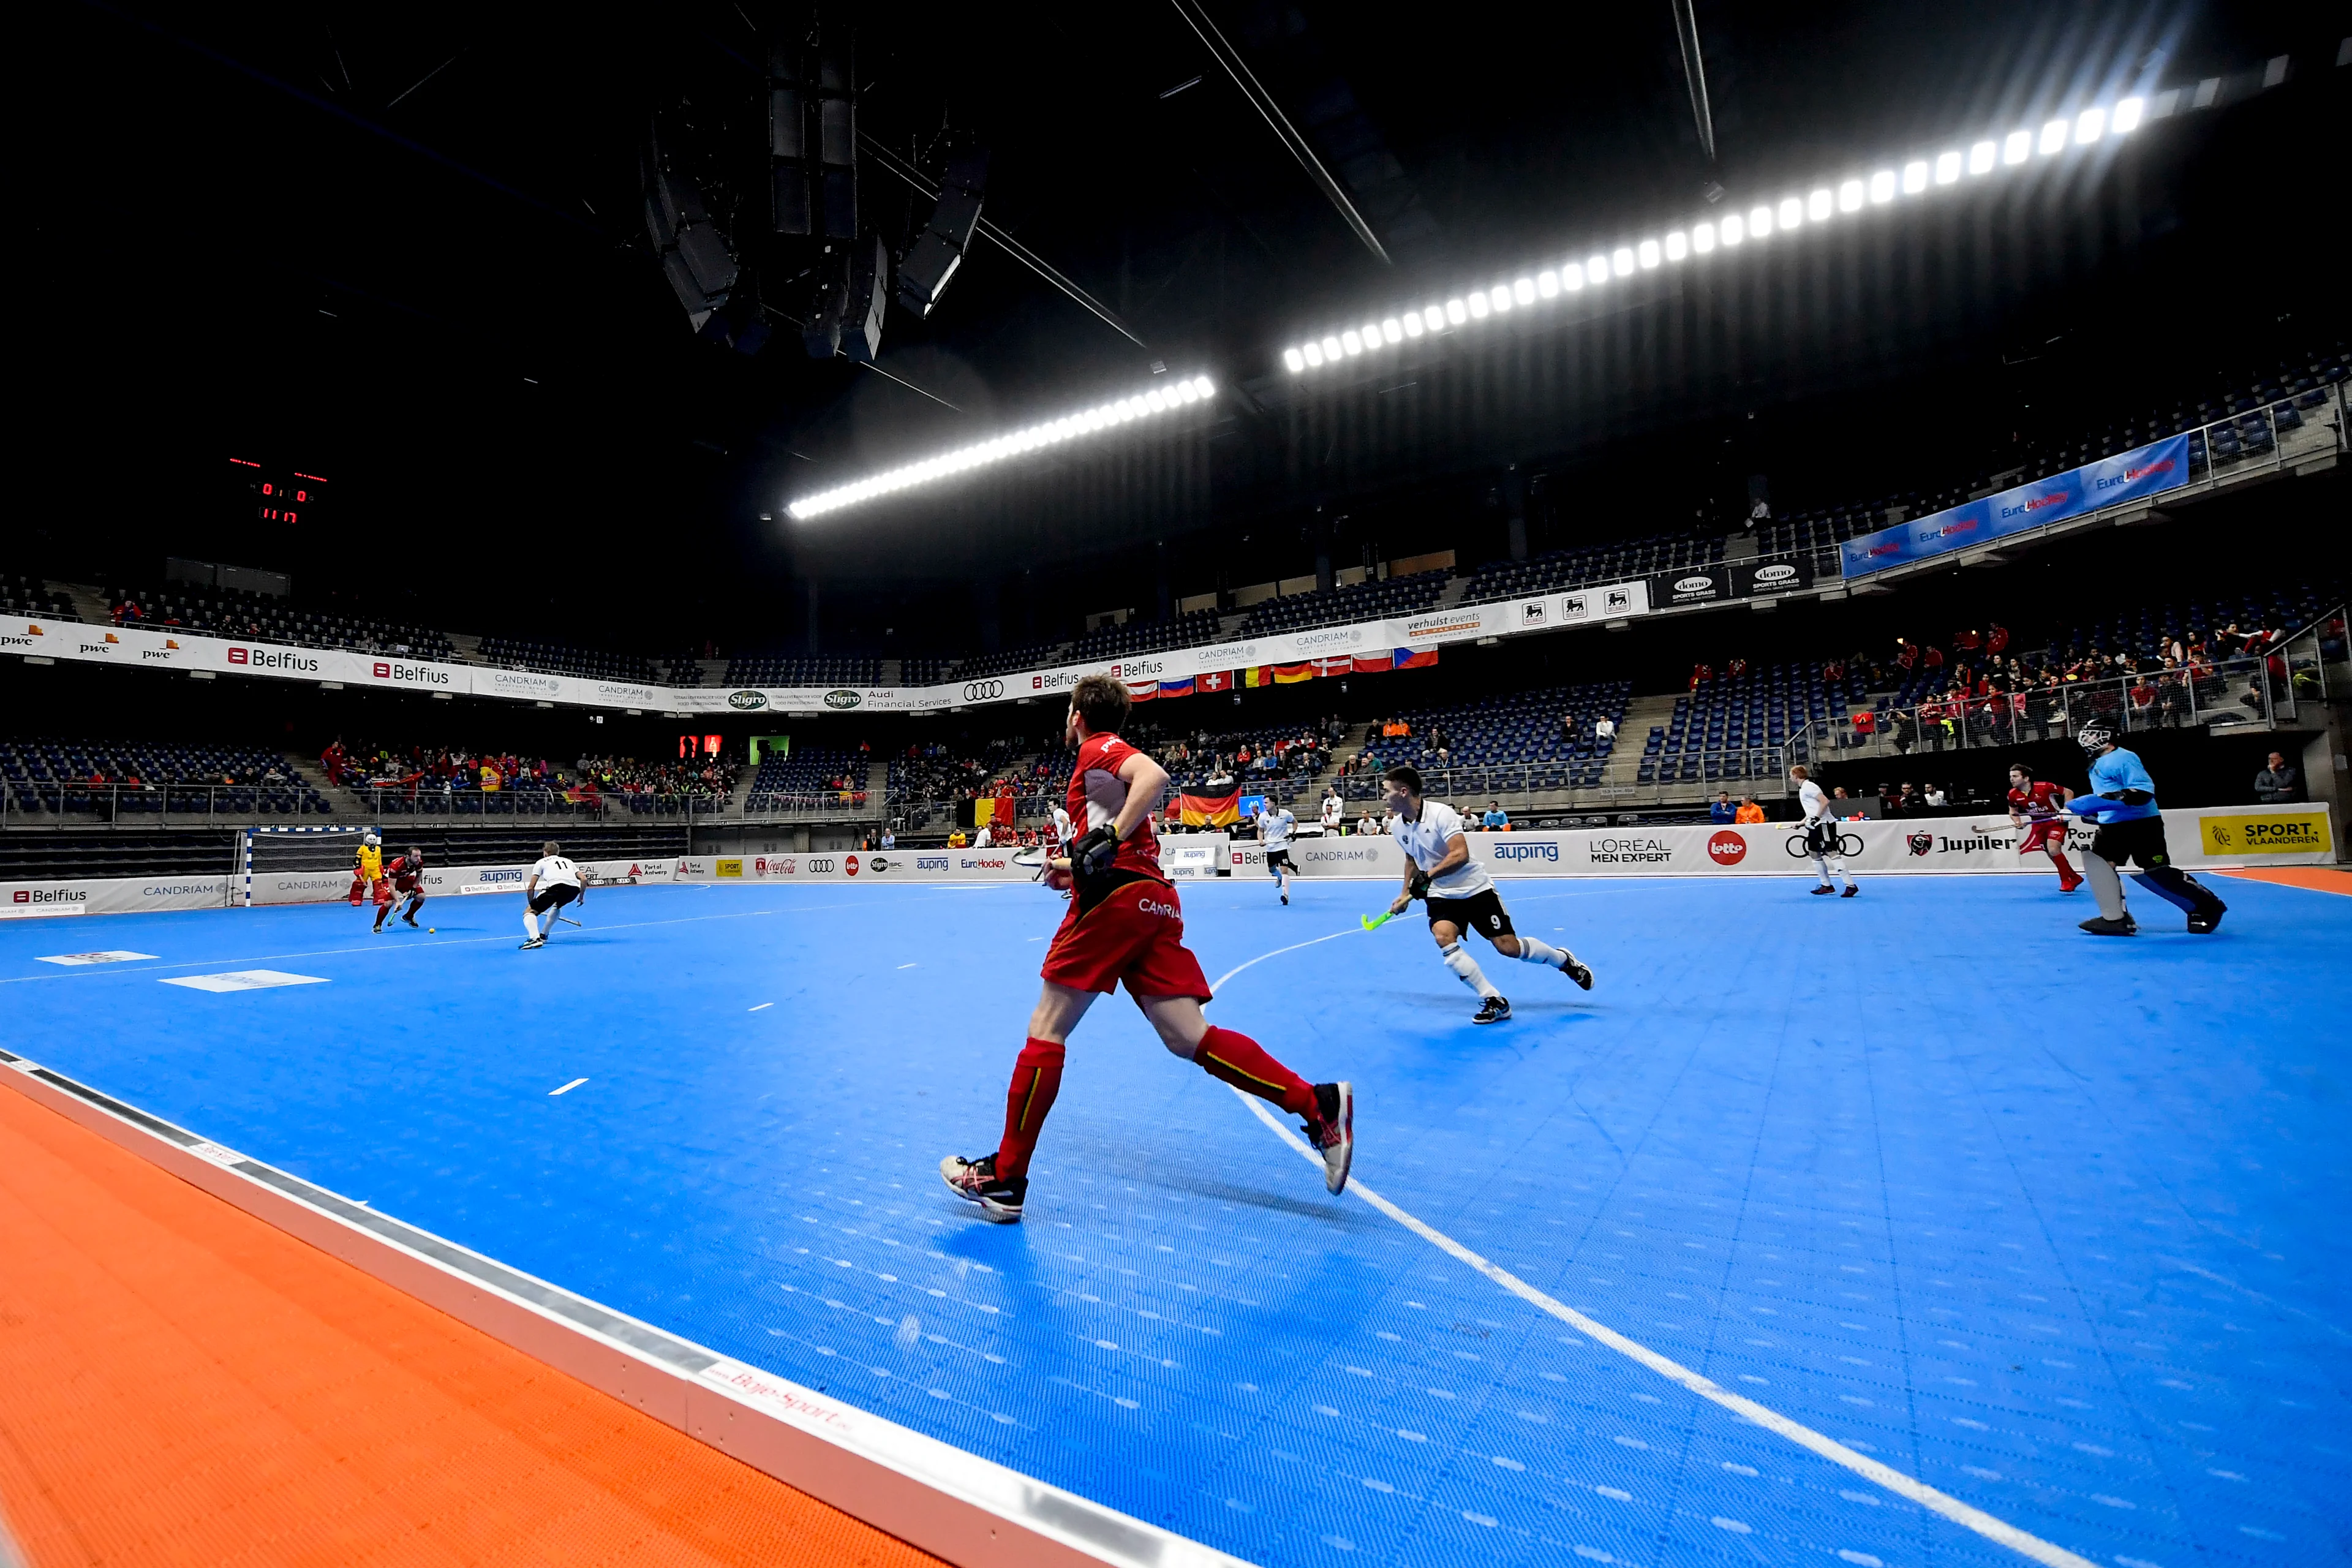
[527,854,582,913]
[1320,794,1343,829]
[1797,778,1830,825]
[1390,800,1494,900]
[1259,808,1295,851]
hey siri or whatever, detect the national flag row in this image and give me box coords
[1128,647,1438,703]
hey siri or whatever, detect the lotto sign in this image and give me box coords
[2199,813,2332,856]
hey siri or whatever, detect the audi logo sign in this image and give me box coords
[962,679,1006,701]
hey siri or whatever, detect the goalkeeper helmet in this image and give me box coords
[362,830,381,846]
[2075,720,2114,754]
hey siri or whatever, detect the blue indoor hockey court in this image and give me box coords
[4,873,2345,1568]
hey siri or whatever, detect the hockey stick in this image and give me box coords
[1360,910,1398,931]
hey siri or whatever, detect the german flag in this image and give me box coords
[1273,663,1313,684]
[1177,788,1242,827]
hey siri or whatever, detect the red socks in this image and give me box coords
[1195,1025,1318,1119]
[2051,850,2080,888]
[994,1038,1065,1180]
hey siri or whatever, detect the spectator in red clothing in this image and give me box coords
[1922,645,1945,670]
[1954,628,1981,655]
[1726,656,1748,680]
[1987,624,2010,656]
[1895,639,1918,672]
[1690,662,1713,690]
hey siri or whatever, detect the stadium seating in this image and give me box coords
[899,658,952,685]
[104,583,456,661]
[1,573,74,622]
[1353,681,1633,799]
[724,655,882,688]
[1640,665,1860,787]
[1065,609,1226,665]
[479,637,660,684]
[1463,532,1722,605]
[746,746,870,810]
[1,739,331,817]
[1237,571,1449,636]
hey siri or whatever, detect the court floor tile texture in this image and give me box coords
[1,872,2343,1568]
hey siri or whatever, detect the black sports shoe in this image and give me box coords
[2187,905,2225,934]
[2078,914,2138,936]
[1305,1082,1354,1195]
[1811,883,1838,895]
[1841,883,1860,898]
[1473,995,1512,1025]
[940,1153,1026,1223]
[1563,956,1594,990]
[1280,890,1288,905]
[404,912,420,927]
[519,935,547,949]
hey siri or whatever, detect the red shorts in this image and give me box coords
[2018,820,2066,854]
[1040,879,1212,1001]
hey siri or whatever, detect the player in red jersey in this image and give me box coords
[943,674,1352,1223]
[372,846,428,932]
[2006,764,2081,892]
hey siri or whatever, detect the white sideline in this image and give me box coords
[1207,943,2098,1568]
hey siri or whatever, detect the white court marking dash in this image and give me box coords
[898,962,919,970]
[550,1078,589,1096]
[37,951,159,967]
[1208,941,2098,1568]
[160,970,330,994]
[748,1002,774,1012]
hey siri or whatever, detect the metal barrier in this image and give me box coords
[0,782,337,829]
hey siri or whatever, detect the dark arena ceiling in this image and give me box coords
[23,2,2346,649]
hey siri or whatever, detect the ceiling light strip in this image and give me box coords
[1280,97,2149,375]
[786,375,1217,521]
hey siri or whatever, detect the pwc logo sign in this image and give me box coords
[1706,829,1747,865]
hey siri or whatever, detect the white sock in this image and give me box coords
[522,909,540,939]
[1440,940,1501,999]
[1514,935,1570,969]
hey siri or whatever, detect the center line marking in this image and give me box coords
[550,1078,588,1096]
[1207,942,2097,1568]
[748,1003,774,1012]
[897,963,919,969]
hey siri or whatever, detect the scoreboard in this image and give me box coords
[227,457,326,525]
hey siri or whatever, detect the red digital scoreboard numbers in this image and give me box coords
[228,457,326,525]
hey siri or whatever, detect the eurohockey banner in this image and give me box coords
[1841,434,2192,578]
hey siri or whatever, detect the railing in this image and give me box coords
[1,781,338,829]
[1794,604,2345,766]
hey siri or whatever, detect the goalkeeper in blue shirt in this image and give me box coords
[2064,722,2226,935]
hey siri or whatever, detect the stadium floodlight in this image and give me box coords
[1275,92,2162,374]
[787,374,1217,519]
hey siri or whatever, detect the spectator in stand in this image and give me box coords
[1593,714,1615,746]
[881,827,896,850]
[1726,656,1748,680]
[1987,624,2010,657]
[1734,794,1767,825]
[1482,801,1509,831]
[1924,784,1948,810]
[1356,809,1379,837]
[1561,709,1579,743]
[2254,751,2301,804]
[1710,791,1738,824]
[2129,672,2158,725]
[1896,782,1921,816]
[1689,662,1713,690]
[1831,786,1866,820]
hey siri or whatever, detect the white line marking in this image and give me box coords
[2157,1256,2350,1342]
[749,1002,774,1012]
[37,951,159,966]
[898,962,919,969]
[1207,942,2098,1568]
[550,1078,588,1096]
[0,892,981,987]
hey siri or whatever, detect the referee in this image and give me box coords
[1381,765,1591,1023]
